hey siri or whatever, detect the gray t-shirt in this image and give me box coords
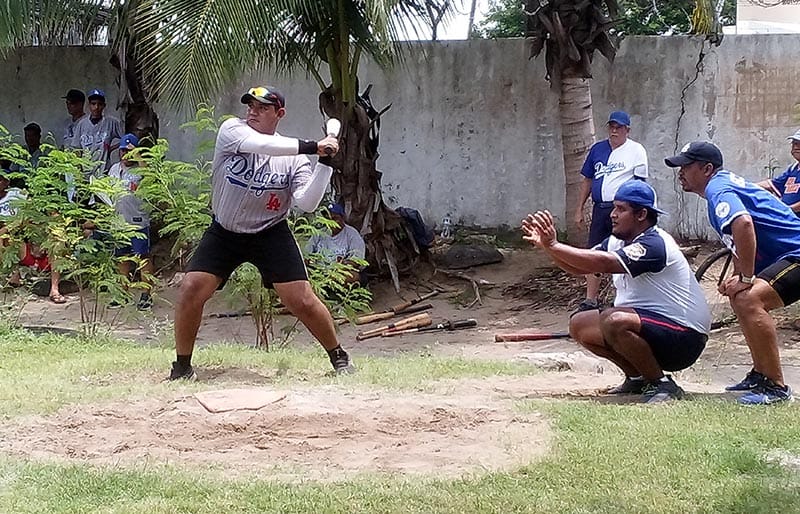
[0,188,25,219]
[211,118,319,233]
[307,225,366,264]
[62,114,87,149]
[108,162,149,227]
[72,114,123,173]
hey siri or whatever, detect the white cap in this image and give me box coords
[788,129,800,142]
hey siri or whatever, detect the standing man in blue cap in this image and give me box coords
[72,88,123,175]
[667,141,800,405]
[573,111,649,314]
[756,129,800,216]
[523,181,710,403]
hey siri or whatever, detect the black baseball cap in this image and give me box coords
[241,86,285,108]
[62,89,85,102]
[664,141,723,169]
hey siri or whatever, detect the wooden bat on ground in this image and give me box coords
[356,313,432,341]
[494,332,570,342]
[355,291,439,325]
[382,319,477,337]
[354,302,433,325]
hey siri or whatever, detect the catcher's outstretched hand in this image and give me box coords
[521,214,543,247]
[522,211,557,248]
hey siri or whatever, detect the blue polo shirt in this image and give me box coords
[581,138,648,203]
[770,162,800,213]
[705,170,800,274]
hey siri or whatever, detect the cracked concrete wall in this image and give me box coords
[1,36,799,237]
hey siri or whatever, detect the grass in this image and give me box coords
[2,328,800,513]
[0,326,537,417]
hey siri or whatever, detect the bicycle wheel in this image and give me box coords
[694,248,736,329]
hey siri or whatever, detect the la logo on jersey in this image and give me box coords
[785,177,800,194]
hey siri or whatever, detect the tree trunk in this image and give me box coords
[558,76,595,246]
[319,86,419,292]
[109,33,159,141]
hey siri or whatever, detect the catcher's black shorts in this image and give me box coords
[633,308,707,372]
[187,220,308,289]
[758,256,800,307]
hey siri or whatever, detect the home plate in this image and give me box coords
[194,388,287,413]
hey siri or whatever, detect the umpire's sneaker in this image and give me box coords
[168,361,196,381]
[738,379,793,405]
[604,376,646,394]
[725,368,765,391]
[643,376,685,404]
[328,346,356,375]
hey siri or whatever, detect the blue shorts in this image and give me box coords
[114,227,151,257]
[633,308,707,372]
[588,202,614,247]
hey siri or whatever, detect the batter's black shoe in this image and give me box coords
[168,361,196,381]
[328,347,356,375]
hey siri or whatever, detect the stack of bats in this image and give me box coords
[353,291,478,341]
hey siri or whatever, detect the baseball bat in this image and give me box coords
[493,332,570,342]
[355,303,433,325]
[324,119,341,156]
[355,291,439,325]
[356,313,432,341]
[383,319,477,337]
[389,290,439,314]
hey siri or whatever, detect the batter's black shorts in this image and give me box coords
[588,202,614,247]
[758,256,800,307]
[633,308,708,372]
[187,220,308,289]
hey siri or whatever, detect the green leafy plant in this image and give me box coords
[222,210,372,350]
[0,126,149,335]
[134,140,212,260]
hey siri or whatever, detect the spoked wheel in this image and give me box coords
[694,248,736,330]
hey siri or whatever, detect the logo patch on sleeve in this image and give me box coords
[715,202,730,219]
[622,243,647,261]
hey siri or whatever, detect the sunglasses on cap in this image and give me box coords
[245,87,284,106]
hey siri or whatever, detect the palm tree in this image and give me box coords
[1,1,159,139]
[524,0,619,244]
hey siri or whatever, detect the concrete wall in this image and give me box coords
[1,36,799,237]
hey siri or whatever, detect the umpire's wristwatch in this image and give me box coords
[739,274,755,285]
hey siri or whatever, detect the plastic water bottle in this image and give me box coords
[441,216,452,239]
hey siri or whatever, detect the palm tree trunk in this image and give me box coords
[558,76,595,246]
[320,87,417,292]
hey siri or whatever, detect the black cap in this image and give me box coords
[62,89,85,102]
[23,122,41,133]
[241,86,286,108]
[665,141,723,170]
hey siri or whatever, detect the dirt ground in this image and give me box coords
[4,247,800,480]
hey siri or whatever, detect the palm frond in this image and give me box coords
[132,0,452,109]
[0,0,106,49]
